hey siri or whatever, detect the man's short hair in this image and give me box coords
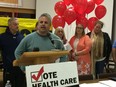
[8,17,17,26]
[39,13,51,25]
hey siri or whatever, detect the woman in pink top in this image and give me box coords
[69,23,92,75]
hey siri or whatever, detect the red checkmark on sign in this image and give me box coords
[31,66,44,81]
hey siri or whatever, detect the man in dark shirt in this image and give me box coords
[0,18,25,87]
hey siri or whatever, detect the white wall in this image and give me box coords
[36,0,58,19]
[0,0,35,9]
[21,0,35,9]
[36,0,114,41]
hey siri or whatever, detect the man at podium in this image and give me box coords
[14,13,68,71]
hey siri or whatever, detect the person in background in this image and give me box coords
[54,26,72,51]
[54,26,67,44]
[87,20,112,77]
[0,18,25,87]
[54,26,72,62]
[69,23,92,75]
[112,40,116,71]
[15,13,68,71]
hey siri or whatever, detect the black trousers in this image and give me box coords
[3,67,26,87]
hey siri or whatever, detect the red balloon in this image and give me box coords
[63,7,77,25]
[76,17,88,28]
[63,0,72,6]
[77,12,86,19]
[54,1,67,16]
[87,17,98,31]
[72,0,88,14]
[95,5,107,19]
[85,0,95,14]
[52,15,65,29]
[94,0,104,5]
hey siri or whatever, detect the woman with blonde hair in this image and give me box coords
[87,20,112,77]
[54,26,67,44]
[54,26,72,62]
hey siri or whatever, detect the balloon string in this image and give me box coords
[86,14,89,33]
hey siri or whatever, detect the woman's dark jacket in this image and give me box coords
[87,32,112,64]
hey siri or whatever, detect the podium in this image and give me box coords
[13,50,69,66]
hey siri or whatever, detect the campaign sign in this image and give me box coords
[26,61,79,87]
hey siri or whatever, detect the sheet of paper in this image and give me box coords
[80,83,110,87]
[99,80,116,87]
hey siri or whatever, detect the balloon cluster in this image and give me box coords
[52,0,106,31]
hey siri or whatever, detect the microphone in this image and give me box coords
[47,33,54,45]
[47,33,63,49]
[33,47,39,51]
